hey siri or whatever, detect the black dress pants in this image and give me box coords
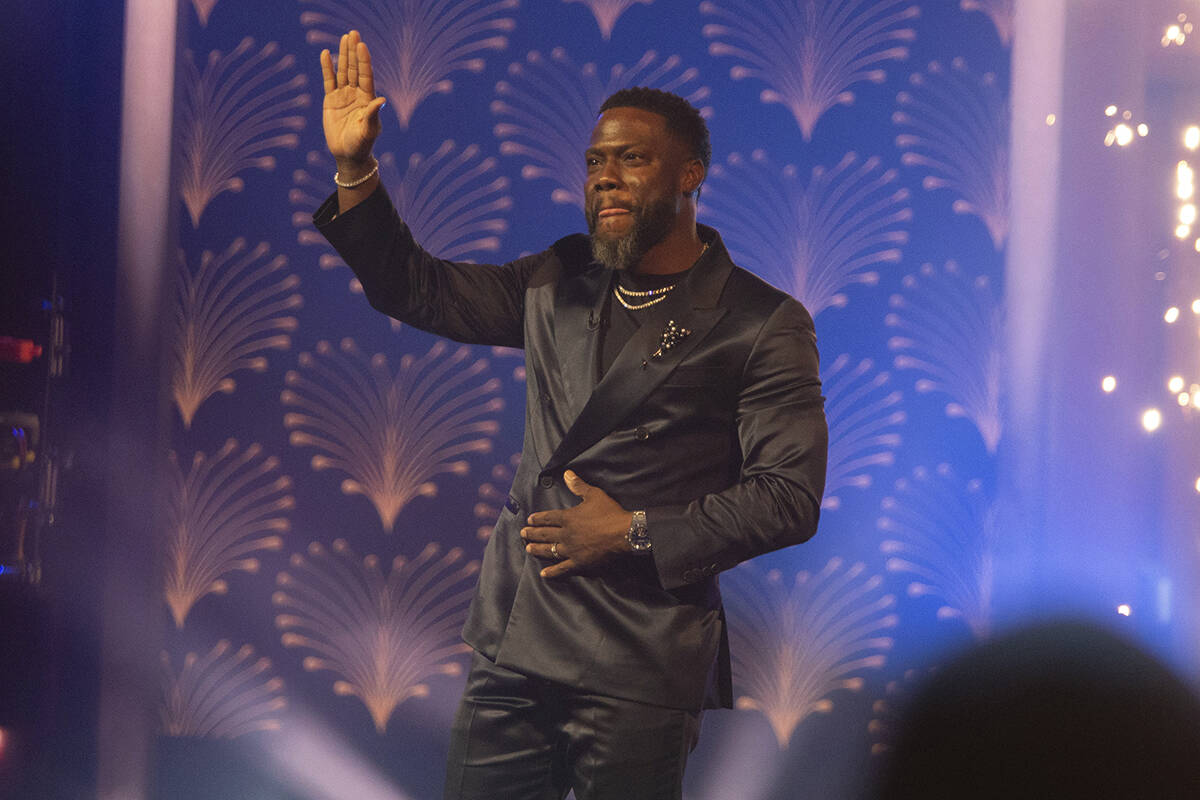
[444,650,702,800]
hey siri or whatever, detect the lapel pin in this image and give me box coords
[649,320,691,362]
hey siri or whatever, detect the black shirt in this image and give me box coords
[598,267,693,378]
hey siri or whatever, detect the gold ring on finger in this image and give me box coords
[550,542,560,559]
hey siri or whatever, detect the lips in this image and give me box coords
[598,207,631,218]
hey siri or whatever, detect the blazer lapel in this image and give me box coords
[551,262,611,426]
[544,226,733,476]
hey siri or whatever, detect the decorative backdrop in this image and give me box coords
[160,0,1013,797]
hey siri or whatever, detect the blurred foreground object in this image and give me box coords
[873,621,1200,799]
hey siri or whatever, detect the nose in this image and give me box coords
[592,160,622,193]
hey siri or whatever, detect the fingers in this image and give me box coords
[365,96,386,126]
[320,49,335,95]
[523,540,560,560]
[336,33,349,87]
[332,31,373,94]
[522,537,578,577]
[357,40,375,96]
[524,510,565,530]
[346,29,359,87]
[520,524,561,544]
[540,559,578,579]
[563,470,592,498]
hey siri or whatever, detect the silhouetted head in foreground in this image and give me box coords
[872,621,1200,800]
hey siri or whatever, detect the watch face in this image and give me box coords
[628,510,651,551]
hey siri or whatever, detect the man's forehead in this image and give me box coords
[589,106,673,146]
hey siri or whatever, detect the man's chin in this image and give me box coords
[590,234,638,271]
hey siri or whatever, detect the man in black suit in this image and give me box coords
[315,31,827,800]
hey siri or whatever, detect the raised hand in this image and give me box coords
[320,30,386,172]
[521,471,635,579]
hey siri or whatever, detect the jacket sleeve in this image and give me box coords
[648,297,828,590]
[313,185,536,348]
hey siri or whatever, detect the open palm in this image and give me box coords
[320,31,386,165]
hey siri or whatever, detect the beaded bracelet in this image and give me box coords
[333,158,379,188]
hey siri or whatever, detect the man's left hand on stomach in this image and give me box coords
[521,470,633,578]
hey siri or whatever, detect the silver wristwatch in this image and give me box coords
[626,510,652,553]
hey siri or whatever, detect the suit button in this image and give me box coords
[539,475,554,489]
[634,426,650,441]
[539,392,551,405]
[683,569,700,583]
[709,563,720,574]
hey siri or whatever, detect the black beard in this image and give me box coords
[588,195,677,271]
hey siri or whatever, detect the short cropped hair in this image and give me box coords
[599,87,711,172]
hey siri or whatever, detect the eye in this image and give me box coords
[624,152,644,162]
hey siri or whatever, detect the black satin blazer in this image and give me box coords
[316,186,828,710]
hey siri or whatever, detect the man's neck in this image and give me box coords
[631,220,705,275]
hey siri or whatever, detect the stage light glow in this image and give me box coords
[1175,164,1196,244]
[254,712,414,800]
[1102,375,1117,393]
[1117,604,1132,616]
[1179,167,1195,198]
[1163,22,1189,47]
[1158,578,1174,623]
[1176,164,1195,242]
[1195,477,1200,493]
[1169,87,1200,501]
[1105,110,1146,147]
[1142,408,1163,431]
[1045,113,1056,126]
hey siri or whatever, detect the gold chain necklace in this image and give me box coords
[616,283,677,298]
[614,286,675,310]
[612,242,708,311]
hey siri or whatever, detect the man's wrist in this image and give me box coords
[334,155,377,182]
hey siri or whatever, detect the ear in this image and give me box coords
[680,159,706,197]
